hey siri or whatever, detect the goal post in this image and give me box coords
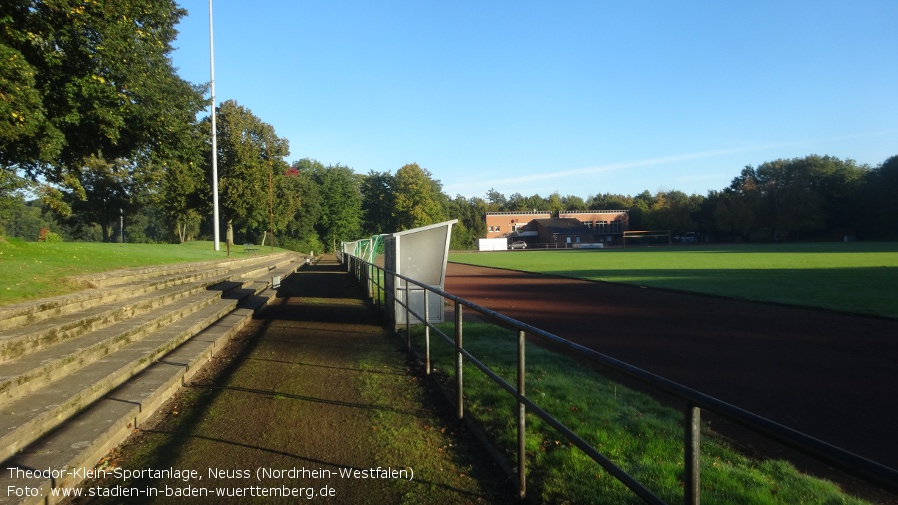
[622,230,671,248]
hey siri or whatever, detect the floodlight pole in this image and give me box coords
[209,0,220,251]
[268,142,274,253]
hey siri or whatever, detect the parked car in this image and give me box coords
[509,241,527,249]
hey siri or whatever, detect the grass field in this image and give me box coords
[3,238,890,503]
[449,242,898,318]
[408,322,871,504]
[0,238,282,307]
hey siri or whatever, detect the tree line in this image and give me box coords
[2,1,896,250]
[447,153,898,246]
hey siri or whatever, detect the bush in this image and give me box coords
[279,235,324,256]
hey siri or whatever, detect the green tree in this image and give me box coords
[448,194,488,250]
[870,154,898,239]
[756,157,832,240]
[312,163,362,250]
[282,159,323,250]
[393,163,448,230]
[715,166,765,238]
[146,75,209,243]
[161,156,206,243]
[3,200,43,240]
[360,170,397,235]
[809,155,868,233]
[641,190,697,234]
[0,43,62,170]
[485,188,506,211]
[544,192,564,215]
[210,100,290,241]
[0,0,204,215]
[66,155,134,242]
[588,193,633,210]
[561,194,588,211]
[0,171,31,236]
[626,190,655,230]
[507,193,545,212]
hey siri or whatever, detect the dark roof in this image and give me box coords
[528,218,593,234]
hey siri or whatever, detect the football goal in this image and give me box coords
[622,230,671,248]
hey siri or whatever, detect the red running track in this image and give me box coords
[444,262,898,474]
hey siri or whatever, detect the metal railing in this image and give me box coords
[340,252,898,504]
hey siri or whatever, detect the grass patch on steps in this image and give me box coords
[0,239,285,306]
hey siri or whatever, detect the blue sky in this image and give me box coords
[170,1,897,200]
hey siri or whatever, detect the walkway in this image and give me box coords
[70,256,511,504]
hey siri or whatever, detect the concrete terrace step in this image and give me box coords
[0,273,287,505]
[71,252,294,289]
[0,252,294,334]
[0,254,301,501]
[0,283,253,463]
[0,279,247,407]
[0,252,296,362]
[0,253,299,409]
[0,271,229,364]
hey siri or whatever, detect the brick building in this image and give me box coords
[559,210,629,239]
[484,211,551,238]
[527,218,598,247]
[484,210,629,247]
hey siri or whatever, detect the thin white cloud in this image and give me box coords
[444,146,757,194]
[443,130,898,196]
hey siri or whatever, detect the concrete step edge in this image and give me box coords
[0,251,296,333]
[0,267,233,334]
[0,274,242,364]
[0,257,297,363]
[0,285,237,407]
[0,278,284,505]
[0,296,244,465]
[83,252,296,288]
[0,263,295,457]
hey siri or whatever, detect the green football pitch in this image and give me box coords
[449,242,898,318]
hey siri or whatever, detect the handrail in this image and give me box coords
[342,253,898,503]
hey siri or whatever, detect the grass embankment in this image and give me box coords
[0,239,283,307]
[449,242,898,318]
[409,322,871,504]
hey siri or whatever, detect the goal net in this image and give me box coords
[622,230,671,247]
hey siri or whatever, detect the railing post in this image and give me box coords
[366,264,370,298]
[405,284,411,350]
[376,269,382,310]
[685,404,701,505]
[374,267,379,308]
[424,290,431,375]
[455,301,464,421]
[388,269,393,322]
[517,329,527,500]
